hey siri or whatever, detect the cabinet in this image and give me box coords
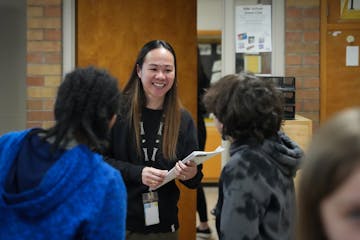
[202,119,222,183]
[202,115,312,183]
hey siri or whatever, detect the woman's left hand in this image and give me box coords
[175,160,198,181]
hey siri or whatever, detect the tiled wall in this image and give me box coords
[25,0,321,129]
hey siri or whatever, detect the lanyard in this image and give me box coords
[140,117,164,162]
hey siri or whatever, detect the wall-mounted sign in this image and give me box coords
[235,5,272,53]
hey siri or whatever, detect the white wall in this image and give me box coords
[0,0,26,135]
[197,0,223,30]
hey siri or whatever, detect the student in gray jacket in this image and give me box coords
[203,73,303,240]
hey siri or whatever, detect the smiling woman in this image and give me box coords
[106,40,203,240]
[136,47,175,110]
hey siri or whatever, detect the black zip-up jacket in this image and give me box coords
[106,107,203,234]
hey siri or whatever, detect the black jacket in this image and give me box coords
[107,107,203,233]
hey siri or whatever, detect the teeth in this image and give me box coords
[153,82,165,88]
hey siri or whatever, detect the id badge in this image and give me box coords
[142,191,160,226]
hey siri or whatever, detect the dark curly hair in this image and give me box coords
[203,73,283,143]
[44,66,121,153]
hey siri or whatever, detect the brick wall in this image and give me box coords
[25,0,320,130]
[285,0,320,129]
[27,0,62,128]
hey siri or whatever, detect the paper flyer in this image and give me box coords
[150,146,224,190]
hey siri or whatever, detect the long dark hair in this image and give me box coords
[44,66,121,153]
[122,40,181,160]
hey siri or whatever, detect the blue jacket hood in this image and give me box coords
[0,129,100,218]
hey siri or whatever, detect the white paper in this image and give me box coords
[235,5,272,53]
[150,146,224,190]
[212,60,222,72]
[346,46,359,66]
[144,202,160,226]
[211,72,222,84]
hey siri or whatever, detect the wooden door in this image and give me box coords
[76,1,198,239]
[321,0,360,121]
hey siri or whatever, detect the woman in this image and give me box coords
[107,40,203,239]
[297,107,360,240]
[203,73,303,240]
[0,66,127,239]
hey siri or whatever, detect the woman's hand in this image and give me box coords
[175,160,198,181]
[141,167,168,188]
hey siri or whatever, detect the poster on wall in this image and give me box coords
[340,0,360,19]
[235,5,272,53]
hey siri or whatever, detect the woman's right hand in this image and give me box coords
[141,167,168,188]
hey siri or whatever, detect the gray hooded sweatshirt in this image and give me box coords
[215,131,303,240]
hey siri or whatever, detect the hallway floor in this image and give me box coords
[196,186,218,240]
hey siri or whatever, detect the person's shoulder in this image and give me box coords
[99,158,121,175]
[100,155,124,176]
[1,129,31,138]
[222,147,274,195]
[86,152,126,188]
[228,144,289,184]
[97,160,126,193]
[180,108,194,121]
[221,149,258,191]
[112,114,130,133]
[180,108,190,115]
[0,129,33,147]
[226,145,267,172]
[179,109,197,133]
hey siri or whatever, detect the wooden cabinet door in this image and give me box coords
[203,122,222,183]
[76,1,197,239]
[321,0,360,121]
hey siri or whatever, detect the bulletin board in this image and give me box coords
[234,4,272,75]
[235,5,272,53]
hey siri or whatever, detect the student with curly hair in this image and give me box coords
[0,66,127,240]
[203,73,303,240]
[107,40,202,239]
[297,107,360,240]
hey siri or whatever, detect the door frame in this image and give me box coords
[64,1,199,239]
[62,0,75,76]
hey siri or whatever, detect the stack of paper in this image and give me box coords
[151,146,224,190]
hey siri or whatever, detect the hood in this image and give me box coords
[4,129,65,195]
[230,131,303,177]
[0,130,99,218]
[261,131,303,177]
